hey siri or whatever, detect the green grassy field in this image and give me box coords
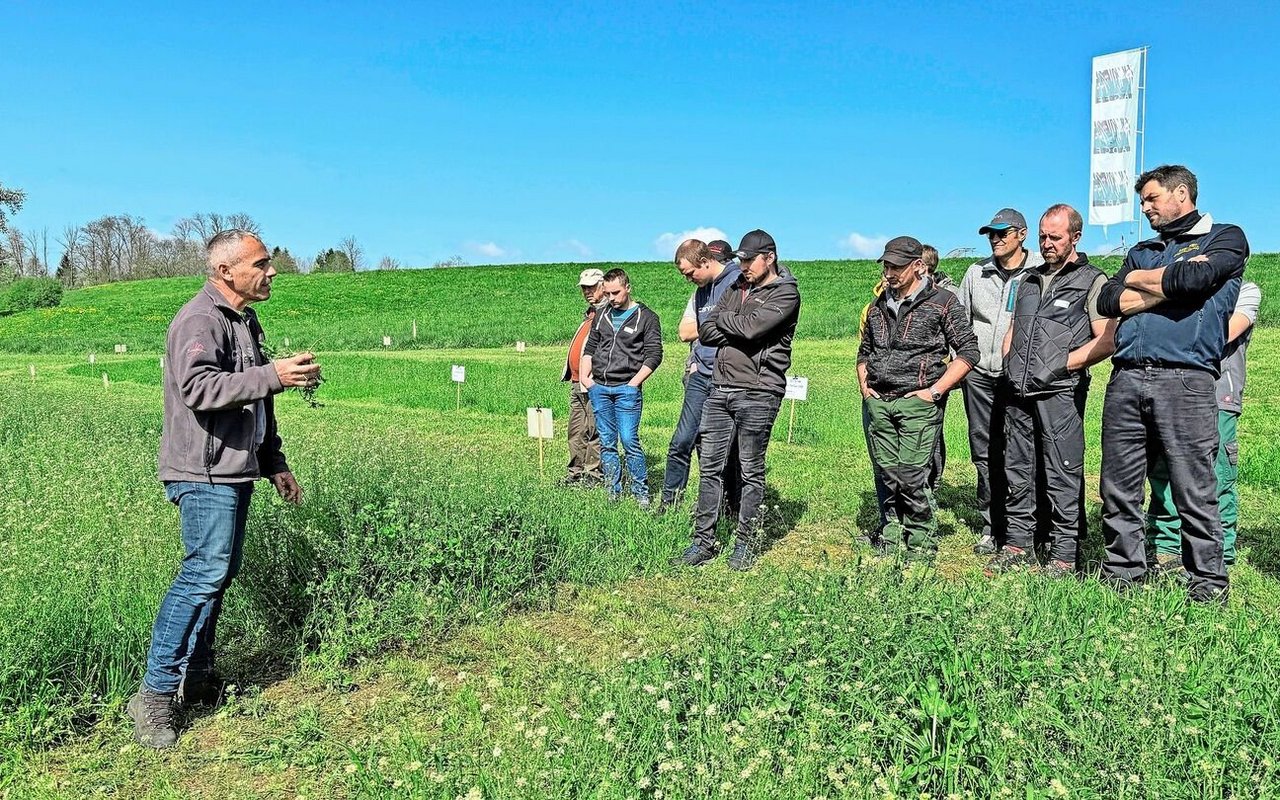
[2,255,1276,355]
[2,261,1279,799]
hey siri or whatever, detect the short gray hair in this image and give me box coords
[206,229,263,277]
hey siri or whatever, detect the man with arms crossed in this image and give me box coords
[562,268,607,487]
[1097,164,1249,603]
[987,205,1115,577]
[859,236,979,560]
[131,230,320,748]
[673,229,800,571]
[659,240,742,513]
[580,268,664,506]
[958,209,1043,554]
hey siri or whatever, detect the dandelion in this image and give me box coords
[657,698,671,713]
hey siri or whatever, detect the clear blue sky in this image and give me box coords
[3,0,1278,267]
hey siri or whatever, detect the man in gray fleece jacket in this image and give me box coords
[129,230,320,749]
[957,208,1044,554]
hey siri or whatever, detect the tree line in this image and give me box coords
[0,181,453,290]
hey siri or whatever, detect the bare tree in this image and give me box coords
[20,228,50,276]
[377,256,402,270]
[172,212,261,245]
[338,235,365,271]
[0,181,24,235]
[56,225,84,288]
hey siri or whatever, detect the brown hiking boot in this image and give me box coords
[127,689,178,749]
[1041,559,1078,580]
[1154,552,1189,585]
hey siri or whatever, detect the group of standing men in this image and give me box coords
[855,164,1254,605]
[128,165,1254,752]
[563,231,801,571]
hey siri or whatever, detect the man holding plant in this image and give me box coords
[130,229,320,748]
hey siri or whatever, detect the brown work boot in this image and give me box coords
[984,545,1037,577]
[127,688,178,749]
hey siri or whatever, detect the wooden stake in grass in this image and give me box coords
[88,353,95,365]
[29,364,35,382]
[784,376,809,444]
[102,372,110,389]
[526,407,554,475]
[412,319,418,340]
[451,364,466,410]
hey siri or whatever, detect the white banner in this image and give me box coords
[1088,48,1143,226]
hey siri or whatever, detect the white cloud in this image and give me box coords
[840,232,890,258]
[654,226,728,257]
[467,241,509,259]
[562,238,594,258]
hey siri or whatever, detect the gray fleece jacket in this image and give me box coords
[158,283,288,483]
[957,248,1044,376]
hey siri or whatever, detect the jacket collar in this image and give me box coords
[1136,212,1215,249]
[200,282,254,320]
[875,278,939,312]
[731,264,796,292]
[978,248,1041,275]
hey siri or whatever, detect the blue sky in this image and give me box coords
[3,0,1278,267]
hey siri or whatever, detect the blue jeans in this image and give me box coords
[661,370,741,510]
[588,383,648,499]
[143,481,253,694]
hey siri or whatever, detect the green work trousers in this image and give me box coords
[1147,410,1239,565]
[866,395,942,550]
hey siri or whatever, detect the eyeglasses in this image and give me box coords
[987,228,1019,240]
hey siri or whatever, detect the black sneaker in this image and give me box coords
[1098,570,1144,594]
[1188,584,1229,607]
[670,545,718,567]
[726,538,758,572]
[984,545,1037,577]
[636,495,652,511]
[127,689,178,749]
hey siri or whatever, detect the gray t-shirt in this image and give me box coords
[1218,281,1260,414]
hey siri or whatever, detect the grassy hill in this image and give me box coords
[3,254,1276,354]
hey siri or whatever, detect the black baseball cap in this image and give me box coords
[978,208,1028,234]
[734,229,777,260]
[877,235,924,267]
[707,240,734,263]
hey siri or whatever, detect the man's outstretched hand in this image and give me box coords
[269,471,303,504]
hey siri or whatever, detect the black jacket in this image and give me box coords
[1004,255,1105,397]
[857,282,979,399]
[583,302,663,385]
[698,267,801,397]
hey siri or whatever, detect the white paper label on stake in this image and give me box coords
[89,353,95,364]
[451,365,466,383]
[159,356,165,370]
[29,364,35,379]
[412,321,418,339]
[102,373,110,388]
[383,336,392,347]
[283,337,290,348]
[784,376,809,401]
[515,341,526,353]
[526,407,554,439]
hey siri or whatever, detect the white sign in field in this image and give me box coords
[515,341,526,353]
[784,376,809,401]
[1089,48,1145,227]
[114,344,127,354]
[382,336,392,348]
[451,365,466,383]
[526,407,554,439]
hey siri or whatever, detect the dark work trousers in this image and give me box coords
[928,393,949,492]
[1100,366,1227,597]
[662,369,741,513]
[566,382,603,483]
[1003,384,1089,564]
[691,388,782,552]
[961,371,1007,542]
[862,400,891,531]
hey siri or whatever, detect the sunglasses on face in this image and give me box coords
[987,228,1018,240]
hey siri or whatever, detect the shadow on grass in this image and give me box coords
[1242,523,1280,579]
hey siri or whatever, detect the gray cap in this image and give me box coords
[877,236,924,267]
[978,208,1027,234]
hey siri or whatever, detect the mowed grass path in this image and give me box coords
[4,326,1280,798]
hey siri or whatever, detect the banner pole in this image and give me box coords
[456,383,461,411]
[787,399,797,444]
[539,435,545,475]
